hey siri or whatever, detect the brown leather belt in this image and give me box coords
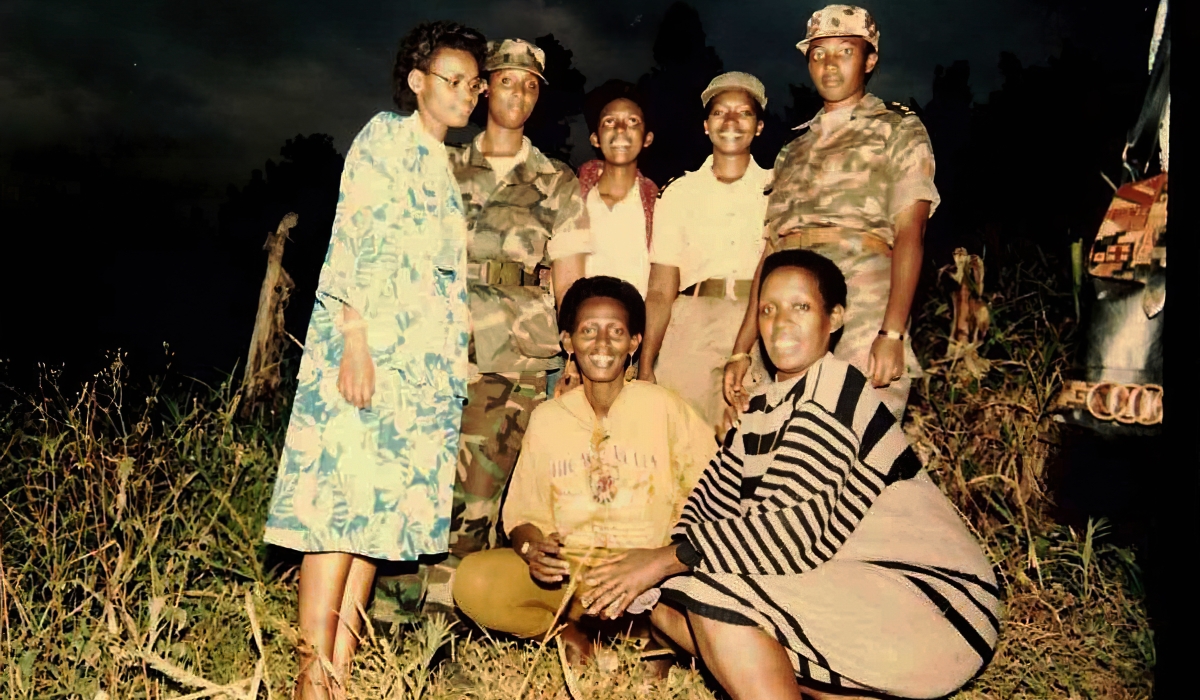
[778,228,893,256]
[466,260,548,286]
[680,278,754,300]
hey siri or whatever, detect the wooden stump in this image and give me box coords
[241,213,298,411]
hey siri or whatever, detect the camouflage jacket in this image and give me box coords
[448,135,591,374]
[764,93,940,250]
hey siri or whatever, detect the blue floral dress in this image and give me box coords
[263,112,471,561]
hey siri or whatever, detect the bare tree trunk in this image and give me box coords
[242,212,298,411]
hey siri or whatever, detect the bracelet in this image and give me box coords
[724,352,752,366]
[877,329,904,341]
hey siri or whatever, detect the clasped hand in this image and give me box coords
[516,530,572,583]
[579,548,674,620]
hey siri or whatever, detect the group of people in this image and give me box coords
[260,5,1001,700]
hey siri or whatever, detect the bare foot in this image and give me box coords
[559,622,595,666]
[294,652,332,700]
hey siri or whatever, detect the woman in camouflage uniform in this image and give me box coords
[724,5,939,421]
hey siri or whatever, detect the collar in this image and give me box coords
[404,111,448,154]
[560,380,635,427]
[465,132,556,184]
[699,154,770,188]
[792,93,886,131]
[578,159,658,246]
[763,352,831,406]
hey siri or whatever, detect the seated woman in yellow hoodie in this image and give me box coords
[452,275,716,658]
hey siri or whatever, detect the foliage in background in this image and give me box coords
[0,242,1152,699]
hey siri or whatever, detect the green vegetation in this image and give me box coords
[0,246,1153,698]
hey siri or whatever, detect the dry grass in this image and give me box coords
[0,243,1153,699]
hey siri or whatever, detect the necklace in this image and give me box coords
[586,420,619,504]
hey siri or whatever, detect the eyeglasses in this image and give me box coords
[427,70,487,96]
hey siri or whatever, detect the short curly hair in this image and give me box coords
[583,79,651,134]
[557,276,647,338]
[392,21,488,111]
[759,249,847,314]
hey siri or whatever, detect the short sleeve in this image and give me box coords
[544,170,593,261]
[886,116,941,221]
[647,183,687,270]
[500,410,556,537]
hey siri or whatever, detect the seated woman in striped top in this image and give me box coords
[580,250,1000,700]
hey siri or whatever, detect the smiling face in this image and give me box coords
[408,47,482,130]
[704,89,763,157]
[487,67,541,130]
[806,36,878,105]
[758,266,844,381]
[589,98,653,166]
[561,296,642,385]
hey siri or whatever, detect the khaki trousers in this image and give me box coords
[452,547,626,638]
[654,295,765,434]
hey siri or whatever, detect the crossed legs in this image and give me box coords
[296,552,377,699]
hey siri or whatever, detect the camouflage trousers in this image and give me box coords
[372,370,548,623]
[779,234,920,420]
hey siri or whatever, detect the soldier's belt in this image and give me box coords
[1050,379,1163,425]
[680,278,754,300]
[466,260,547,287]
[780,228,892,256]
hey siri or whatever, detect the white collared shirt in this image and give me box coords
[649,155,772,291]
[584,187,650,297]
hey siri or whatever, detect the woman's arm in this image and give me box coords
[866,200,930,387]
[337,305,374,408]
[638,264,681,383]
[723,243,772,409]
[509,524,572,583]
[579,543,693,619]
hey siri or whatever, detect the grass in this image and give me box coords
[0,243,1153,699]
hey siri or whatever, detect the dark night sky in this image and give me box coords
[1,0,1155,210]
[0,0,1161,381]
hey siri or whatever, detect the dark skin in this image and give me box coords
[478,66,584,308]
[639,89,764,388]
[555,99,655,397]
[584,266,849,700]
[300,46,482,700]
[509,295,642,662]
[723,36,930,420]
[511,296,642,582]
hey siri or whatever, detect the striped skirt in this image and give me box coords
[660,472,1001,699]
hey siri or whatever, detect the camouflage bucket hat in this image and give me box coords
[795,4,880,56]
[485,38,548,83]
[701,71,768,109]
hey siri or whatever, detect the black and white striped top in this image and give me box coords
[673,353,922,575]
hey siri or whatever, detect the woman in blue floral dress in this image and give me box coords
[261,20,487,698]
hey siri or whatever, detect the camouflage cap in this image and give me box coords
[485,39,548,83]
[701,71,768,109]
[795,4,880,56]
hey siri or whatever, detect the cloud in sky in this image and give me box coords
[1,0,1154,199]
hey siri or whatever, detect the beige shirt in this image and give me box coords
[584,187,651,297]
[650,155,772,291]
[501,381,716,550]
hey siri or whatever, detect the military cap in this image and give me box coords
[795,4,880,56]
[485,38,547,83]
[701,71,768,109]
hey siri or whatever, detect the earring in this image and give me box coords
[624,354,632,370]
